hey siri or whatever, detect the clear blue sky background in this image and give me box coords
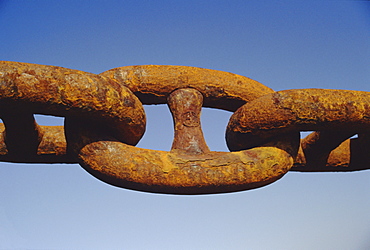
[0,1,369,249]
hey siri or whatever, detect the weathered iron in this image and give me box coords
[77,88,297,194]
[227,89,370,171]
[0,61,368,194]
[0,61,145,162]
[100,65,274,111]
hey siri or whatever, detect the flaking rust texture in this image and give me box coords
[0,61,145,146]
[168,88,210,155]
[227,89,370,171]
[100,65,274,112]
[78,88,296,194]
[79,141,293,194]
[1,61,369,195]
[0,61,145,163]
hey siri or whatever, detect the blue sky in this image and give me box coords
[0,1,369,249]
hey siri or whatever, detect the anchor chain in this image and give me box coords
[0,61,368,194]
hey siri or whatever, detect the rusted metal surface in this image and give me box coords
[0,61,145,146]
[0,61,145,163]
[79,141,294,194]
[168,88,210,155]
[227,89,370,171]
[100,65,274,112]
[78,88,296,194]
[0,61,369,194]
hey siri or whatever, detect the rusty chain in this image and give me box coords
[0,61,369,194]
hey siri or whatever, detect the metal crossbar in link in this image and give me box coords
[0,61,369,194]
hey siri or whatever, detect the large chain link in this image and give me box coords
[0,61,368,194]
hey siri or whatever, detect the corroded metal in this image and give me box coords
[100,65,274,111]
[168,88,210,155]
[0,61,145,162]
[0,61,369,194]
[227,89,370,171]
[78,141,294,194]
[77,88,297,194]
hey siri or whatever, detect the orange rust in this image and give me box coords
[227,89,370,171]
[0,61,145,146]
[0,61,369,195]
[227,89,370,149]
[78,141,293,194]
[100,65,274,111]
[76,86,298,194]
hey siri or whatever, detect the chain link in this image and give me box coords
[227,89,370,171]
[0,61,368,194]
